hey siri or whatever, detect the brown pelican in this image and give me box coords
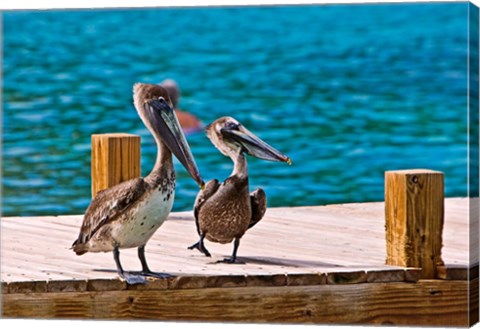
[72,83,204,284]
[188,117,290,263]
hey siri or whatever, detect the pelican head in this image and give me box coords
[133,83,204,187]
[206,116,291,164]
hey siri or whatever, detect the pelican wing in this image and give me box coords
[248,188,266,229]
[193,179,220,235]
[72,177,148,251]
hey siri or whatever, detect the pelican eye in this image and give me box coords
[157,96,166,103]
[225,121,240,130]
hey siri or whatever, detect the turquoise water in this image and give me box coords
[2,3,469,216]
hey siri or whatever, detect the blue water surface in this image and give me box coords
[2,3,469,216]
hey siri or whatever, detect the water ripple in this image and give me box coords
[2,3,469,216]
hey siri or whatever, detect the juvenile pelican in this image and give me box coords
[188,117,290,263]
[72,83,204,284]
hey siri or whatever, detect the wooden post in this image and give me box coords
[385,169,445,279]
[91,133,141,198]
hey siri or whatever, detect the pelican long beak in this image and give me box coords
[146,99,204,187]
[221,125,291,164]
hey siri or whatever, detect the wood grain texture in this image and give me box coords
[1,198,473,325]
[385,170,445,279]
[2,279,473,326]
[469,275,479,326]
[437,264,479,280]
[91,134,141,198]
[1,198,470,288]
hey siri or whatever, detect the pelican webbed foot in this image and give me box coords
[215,237,244,264]
[113,245,173,285]
[129,270,172,279]
[119,271,148,285]
[113,247,148,285]
[117,270,171,284]
[188,234,211,257]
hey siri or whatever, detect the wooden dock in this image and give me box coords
[1,197,478,325]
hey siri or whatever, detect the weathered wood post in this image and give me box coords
[91,133,141,198]
[385,169,445,279]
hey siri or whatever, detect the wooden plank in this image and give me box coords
[366,269,405,283]
[405,268,423,282]
[437,264,479,280]
[6,281,48,294]
[87,279,127,291]
[1,198,469,285]
[286,273,326,286]
[47,280,88,293]
[1,258,94,282]
[2,268,431,295]
[469,274,479,326]
[1,265,71,282]
[326,271,367,284]
[1,279,472,326]
[245,274,286,287]
[385,170,445,279]
[0,268,419,292]
[91,133,141,197]
[167,274,248,289]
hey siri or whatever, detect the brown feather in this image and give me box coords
[193,179,220,235]
[196,176,251,244]
[72,178,147,254]
[248,188,266,229]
